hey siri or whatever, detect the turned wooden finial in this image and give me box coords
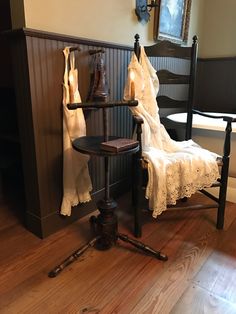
[193,35,198,43]
[69,46,81,52]
[134,34,140,60]
[135,34,140,42]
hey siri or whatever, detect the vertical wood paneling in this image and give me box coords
[27,36,64,217]
[196,58,236,113]
[17,31,134,236]
[11,35,40,218]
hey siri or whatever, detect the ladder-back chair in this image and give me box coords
[132,34,236,237]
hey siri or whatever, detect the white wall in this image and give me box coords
[15,0,155,46]
[188,0,204,46]
[10,0,236,57]
[10,0,201,47]
[198,0,236,57]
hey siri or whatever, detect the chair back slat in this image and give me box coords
[157,95,187,109]
[144,41,192,59]
[157,70,189,85]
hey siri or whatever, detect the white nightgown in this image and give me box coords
[61,48,92,216]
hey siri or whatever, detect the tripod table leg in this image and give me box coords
[118,233,168,261]
[48,236,99,278]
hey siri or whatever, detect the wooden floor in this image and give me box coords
[1,187,236,314]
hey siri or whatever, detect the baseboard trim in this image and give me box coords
[26,178,131,238]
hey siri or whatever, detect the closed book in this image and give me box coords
[101,138,139,152]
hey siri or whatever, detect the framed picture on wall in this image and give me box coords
[154,0,192,44]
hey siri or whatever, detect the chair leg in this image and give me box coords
[131,155,137,207]
[217,159,229,229]
[217,181,227,229]
[217,202,226,230]
[132,155,142,238]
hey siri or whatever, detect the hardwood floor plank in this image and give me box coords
[0,211,180,313]
[171,285,236,314]
[193,211,236,305]
[0,196,189,313]
[0,190,236,314]
[0,211,101,298]
[58,214,190,314]
[128,205,236,314]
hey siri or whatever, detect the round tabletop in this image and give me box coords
[72,136,139,157]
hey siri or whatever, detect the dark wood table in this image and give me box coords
[48,101,167,278]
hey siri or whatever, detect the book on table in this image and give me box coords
[100,138,139,152]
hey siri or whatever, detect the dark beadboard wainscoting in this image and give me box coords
[196,57,236,113]
[9,28,135,237]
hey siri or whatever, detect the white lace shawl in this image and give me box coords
[61,48,92,216]
[124,47,220,218]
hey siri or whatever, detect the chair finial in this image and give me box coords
[134,34,140,60]
[135,34,140,42]
[193,35,198,43]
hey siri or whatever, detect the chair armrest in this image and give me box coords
[132,115,143,157]
[133,115,144,125]
[193,109,236,123]
[193,109,235,160]
[67,100,138,110]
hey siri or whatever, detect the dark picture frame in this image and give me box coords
[154,0,192,44]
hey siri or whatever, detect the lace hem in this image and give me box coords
[60,192,92,216]
[146,169,220,218]
[144,153,220,218]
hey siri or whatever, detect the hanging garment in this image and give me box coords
[124,46,220,218]
[61,47,92,216]
[87,52,108,102]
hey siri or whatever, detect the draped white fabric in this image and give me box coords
[124,47,220,218]
[61,48,92,216]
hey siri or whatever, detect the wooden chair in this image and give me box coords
[132,34,236,238]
